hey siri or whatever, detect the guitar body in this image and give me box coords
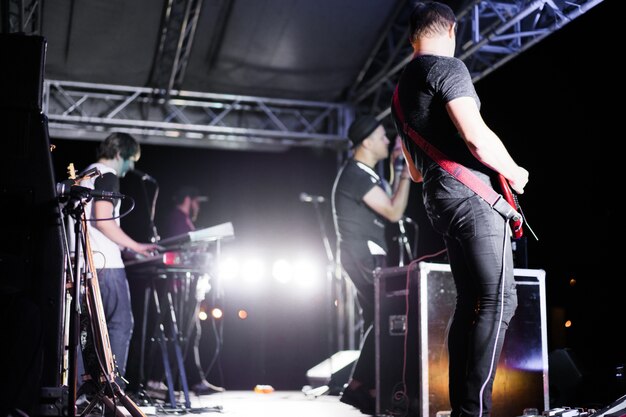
[497,174,523,239]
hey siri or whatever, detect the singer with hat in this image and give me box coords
[331,115,416,414]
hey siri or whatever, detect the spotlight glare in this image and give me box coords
[273,259,293,284]
[241,258,265,283]
[238,309,248,320]
[219,256,240,280]
[198,310,208,321]
[211,307,223,319]
[293,258,318,287]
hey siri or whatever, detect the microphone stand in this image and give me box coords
[141,180,160,243]
[132,174,159,405]
[302,196,356,397]
[309,199,337,358]
[396,217,418,267]
[129,170,160,243]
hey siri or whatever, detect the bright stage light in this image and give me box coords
[211,307,223,319]
[218,256,239,280]
[293,258,319,288]
[241,258,266,284]
[273,258,293,284]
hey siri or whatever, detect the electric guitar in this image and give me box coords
[497,174,523,239]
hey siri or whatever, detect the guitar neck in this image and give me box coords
[81,216,118,381]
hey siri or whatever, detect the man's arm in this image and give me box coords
[92,200,156,256]
[362,166,412,223]
[446,96,528,194]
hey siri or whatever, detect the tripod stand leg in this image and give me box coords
[165,289,191,408]
[81,382,147,417]
[111,382,149,417]
[151,285,178,408]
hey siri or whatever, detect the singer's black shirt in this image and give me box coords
[331,159,387,257]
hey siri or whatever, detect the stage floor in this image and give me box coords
[116,390,367,417]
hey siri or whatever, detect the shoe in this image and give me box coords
[146,380,169,393]
[192,379,225,395]
[340,386,376,415]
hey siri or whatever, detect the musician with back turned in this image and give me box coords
[332,115,412,414]
[391,2,529,416]
[74,132,158,405]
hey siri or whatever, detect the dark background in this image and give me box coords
[45,0,623,409]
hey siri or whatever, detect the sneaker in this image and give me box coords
[192,379,225,395]
[146,380,169,393]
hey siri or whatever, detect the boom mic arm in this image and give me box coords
[130,169,157,183]
[56,181,126,200]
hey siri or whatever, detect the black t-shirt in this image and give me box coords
[331,159,388,256]
[93,171,120,206]
[392,55,495,199]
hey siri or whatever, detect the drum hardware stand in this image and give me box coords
[59,168,147,417]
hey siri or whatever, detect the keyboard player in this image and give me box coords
[157,186,224,395]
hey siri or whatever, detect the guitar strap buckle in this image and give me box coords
[492,195,522,222]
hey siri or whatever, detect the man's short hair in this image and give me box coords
[96,132,140,160]
[409,1,456,44]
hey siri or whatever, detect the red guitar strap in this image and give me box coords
[392,87,521,223]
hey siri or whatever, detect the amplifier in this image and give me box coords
[374,262,549,417]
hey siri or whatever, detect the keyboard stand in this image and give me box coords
[149,281,178,408]
[144,278,191,409]
[163,283,191,408]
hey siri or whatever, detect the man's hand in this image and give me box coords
[132,242,160,258]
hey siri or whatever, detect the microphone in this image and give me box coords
[56,181,126,200]
[131,169,157,183]
[299,192,325,203]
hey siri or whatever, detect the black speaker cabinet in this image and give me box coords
[374,262,549,417]
[0,33,46,111]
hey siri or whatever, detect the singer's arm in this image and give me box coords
[362,164,411,223]
[92,200,156,256]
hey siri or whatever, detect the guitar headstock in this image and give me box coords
[67,163,77,181]
[66,164,101,184]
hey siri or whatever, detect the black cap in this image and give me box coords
[173,185,209,203]
[348,115,381,147]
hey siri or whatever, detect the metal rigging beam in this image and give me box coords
[349,0,604,121]
[0,0,41,34]
[149,0,204,96]
[43,80,353,151]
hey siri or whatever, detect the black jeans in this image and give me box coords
[426,194,518,417]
